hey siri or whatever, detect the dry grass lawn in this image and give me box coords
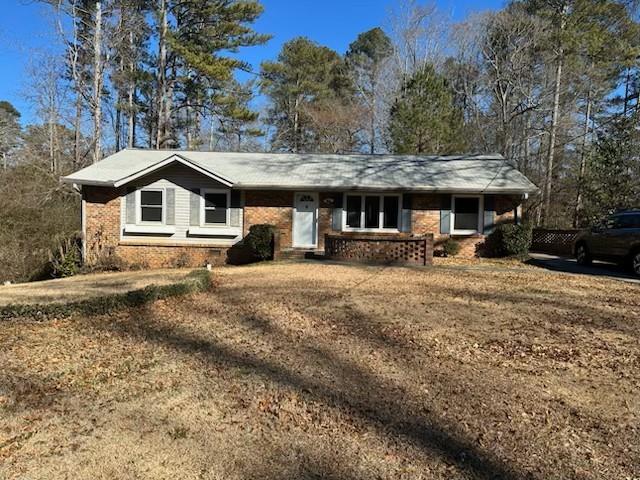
[1,262,638,479]
[0,269,193,306]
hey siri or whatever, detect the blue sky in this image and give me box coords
[0,0,504,125]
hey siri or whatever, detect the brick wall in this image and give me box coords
[84,186,123,263]
[411,193,517,258]
[318,192,339,250]
[84,185,521,267]
[412,193,441,237]
[243,190,294,249]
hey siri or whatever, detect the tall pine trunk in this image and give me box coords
[127,81,135,147]
[74,93,82,168]
[573,74,593,228]
[127,27,136,149]
[543,54,562,226]
[542,4,568,226]
[92,1,103,163]
[155,0,170,148]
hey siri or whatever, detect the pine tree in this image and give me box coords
[388,65,464,154]
[212,79,263,151]
[582,116,640,223]
[154,0,270,148]
[260,37,354,152]
[110,0,150,150]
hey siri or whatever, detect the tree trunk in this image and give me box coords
[127,82,135,147]
[92,1,103,163]
[543,52,564,226]
[74,93,82,169]
[115,103,122,151]
[155,0,168,148]
[186,105,192,149]
[209,116,216,150]
[369,98,375,155]
[573,79,593,228]
[293,95,300,153]
[49,114,56,173]
[623,68,630,116]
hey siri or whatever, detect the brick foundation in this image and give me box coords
[117,244,228,268]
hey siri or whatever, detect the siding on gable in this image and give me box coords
[119,163,243,246]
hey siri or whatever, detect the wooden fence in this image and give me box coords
[530,229,580,256]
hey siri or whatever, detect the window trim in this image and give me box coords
[200,188,231,227]
[137,188,165,224]
[342,193,402,232]
[451,194,483,235]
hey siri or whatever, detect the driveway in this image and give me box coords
[527,252,640,284]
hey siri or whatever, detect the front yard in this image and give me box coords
[1,262,638,479]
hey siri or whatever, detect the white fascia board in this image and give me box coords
[233,184,538,195]
[113,154,235,188]
[61,177,116,187]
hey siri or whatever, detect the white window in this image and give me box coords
[343,193,401,231]
[139,188,164,223]
[201,189,230,226]
[451,195,483,235]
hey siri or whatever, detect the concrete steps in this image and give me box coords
[279,249,324,260]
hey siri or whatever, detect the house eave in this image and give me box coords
[233,183,538,195]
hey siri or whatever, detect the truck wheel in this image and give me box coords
[632,250,640,276]
[576,243,592,266]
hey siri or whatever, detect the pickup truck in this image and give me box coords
[574,210,640,276]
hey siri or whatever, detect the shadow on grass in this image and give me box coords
[90,303,524,480]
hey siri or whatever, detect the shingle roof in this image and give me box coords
[63,149,538,194]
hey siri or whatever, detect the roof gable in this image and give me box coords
[113,154,234,188]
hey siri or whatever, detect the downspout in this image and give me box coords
[78,184,87,263]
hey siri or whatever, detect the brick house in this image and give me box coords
[62,149,538,268]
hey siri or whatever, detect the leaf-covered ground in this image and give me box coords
[1,262,638,479]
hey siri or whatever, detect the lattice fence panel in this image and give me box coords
[531,229,580,256]
[325,235,433,266]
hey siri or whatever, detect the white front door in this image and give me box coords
[293,192,318,248]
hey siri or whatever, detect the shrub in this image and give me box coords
[0,269,213,321]
[244,224,277,261]
[484,223,532,258]
[49,233,83,278]
[31,233,82,280]
[441,238,461,257]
